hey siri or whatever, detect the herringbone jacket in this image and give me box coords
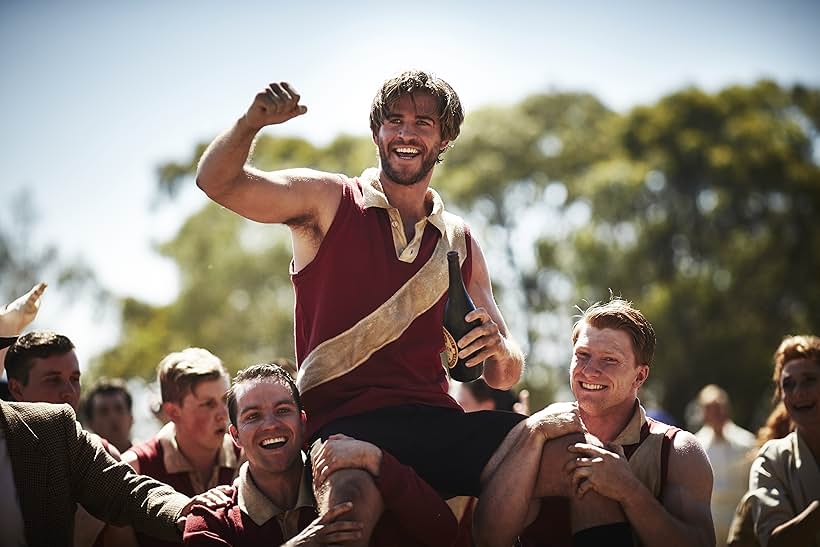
[0,400,190,547]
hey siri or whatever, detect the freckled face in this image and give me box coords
[173,377,230,451]
[570,323,648,418]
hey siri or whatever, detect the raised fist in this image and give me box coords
[244,82,307,129]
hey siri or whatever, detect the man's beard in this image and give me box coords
[378,142,439,186]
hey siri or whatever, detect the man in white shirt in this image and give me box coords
[695,384,756,546]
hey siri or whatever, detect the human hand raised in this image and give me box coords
[0,282,47,336]
[244,82,307,130]
[282,502,363,546]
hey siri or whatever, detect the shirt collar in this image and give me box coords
[236,458,314,526]
[157,422,240,474]
[358,167,448,236]
[612,400,646,446]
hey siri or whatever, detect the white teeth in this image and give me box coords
[581,382,605,391]
[260,436,286,447]
[395,147,420,154]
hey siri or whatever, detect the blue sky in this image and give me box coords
[1,0,818,364]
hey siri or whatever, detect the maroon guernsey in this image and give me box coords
[293,173,471,439]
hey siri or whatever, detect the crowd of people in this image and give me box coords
[1,70,817,547]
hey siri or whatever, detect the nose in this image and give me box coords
[61,382,80,404]
[397,123,416,139]
[215,402,228,423]
[580,359,602,377]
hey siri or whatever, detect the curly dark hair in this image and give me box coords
[370,70,464,161]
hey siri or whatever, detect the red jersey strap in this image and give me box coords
[655,419,681,500]
[621,421,652,460]
[621,417,680,500]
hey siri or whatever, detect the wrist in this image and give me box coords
[237,114,264,134]
[369,446,383,477]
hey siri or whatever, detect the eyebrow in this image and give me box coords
[386,110,438,122]
[239,398,296,414]
[42,370,80,377]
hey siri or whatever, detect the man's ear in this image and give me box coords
[229,424,241,448]
[163,401,181,423]
[440,140,450,153]
[300,410,307,427]
[634,364,650,389]
[7,378,24,402]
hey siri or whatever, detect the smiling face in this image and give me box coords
[373,91,448,186]
[9,350,82,410]
[167,376,230,452]
[570,322,649,419]
[780,358,820,434]
[229,379,305,476]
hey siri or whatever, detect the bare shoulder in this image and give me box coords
[663,428,715,545]
[670,430,710,463]
[668,429,712,483]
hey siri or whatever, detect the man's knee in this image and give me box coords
[320,468,383,512]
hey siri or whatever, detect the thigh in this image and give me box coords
[311,405,526,497]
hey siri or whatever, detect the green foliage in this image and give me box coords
[0,190,106,309]
[555,80,820,426]
[95,81,820,430]
[89,134,375,380]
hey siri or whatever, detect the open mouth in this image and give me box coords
[579,382,606,391]
[394,146,421,160]
[259,436,287,450]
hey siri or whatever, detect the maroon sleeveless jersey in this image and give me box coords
[293,176,470,439]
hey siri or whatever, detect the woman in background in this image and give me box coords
[728,334,820,547]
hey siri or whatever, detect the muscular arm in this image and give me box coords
[463,237,523,389]
[195,82,342,270]
[572,430,714,547]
